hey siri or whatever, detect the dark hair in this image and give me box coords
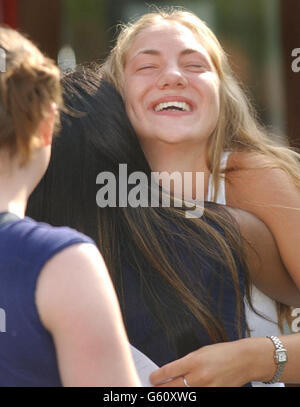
[27,65,250,357]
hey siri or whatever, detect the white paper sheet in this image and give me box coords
[130,345,159,387]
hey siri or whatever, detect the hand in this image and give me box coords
[149,339,262,387]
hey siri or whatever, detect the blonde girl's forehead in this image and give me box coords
[132,20,199,44]
[126,21,212,62]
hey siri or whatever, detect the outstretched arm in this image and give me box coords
[150,333,300,387]
[36,243,140,387]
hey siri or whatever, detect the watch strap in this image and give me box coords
[263,336,287,384]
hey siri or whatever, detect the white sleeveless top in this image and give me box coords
[207,152,284,387]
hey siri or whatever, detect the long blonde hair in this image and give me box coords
[101,9,299,331]
[101,9,300,196]
[0,26,62,165]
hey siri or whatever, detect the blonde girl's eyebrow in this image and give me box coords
[128,49,161,63]
[131,48,210,60]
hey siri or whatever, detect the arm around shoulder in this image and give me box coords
[36,242,140,387]
[226,152,300,302]
[227,206,300,307]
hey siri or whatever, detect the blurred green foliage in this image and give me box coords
[64,0,106,24]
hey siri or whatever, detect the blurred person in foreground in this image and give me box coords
[0,26,140,387]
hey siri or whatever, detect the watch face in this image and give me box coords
[276,350,287,363]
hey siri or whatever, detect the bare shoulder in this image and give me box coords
[35,243,108,330]
[226,151,297,206]
[38,242,105,281]
[228,151,273,168]
[227,151,286,179]
[37,243,106,294]
[225,153,300,291]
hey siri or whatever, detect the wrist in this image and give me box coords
[263,336,288,384]
[238,337,277,383]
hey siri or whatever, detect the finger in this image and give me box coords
[150,354,193,385]
[155,375,188,387]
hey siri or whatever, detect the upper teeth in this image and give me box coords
[154,101,191,112]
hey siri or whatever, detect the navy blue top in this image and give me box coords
[120,219,248,367]
[0,215,94,387]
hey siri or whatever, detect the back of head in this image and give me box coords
[27,65,148,240]
[0,26,62,165]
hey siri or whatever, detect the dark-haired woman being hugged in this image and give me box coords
[27,66,300,387]
[0,27,140,387]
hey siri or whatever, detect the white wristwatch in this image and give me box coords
[263,336,288,384]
